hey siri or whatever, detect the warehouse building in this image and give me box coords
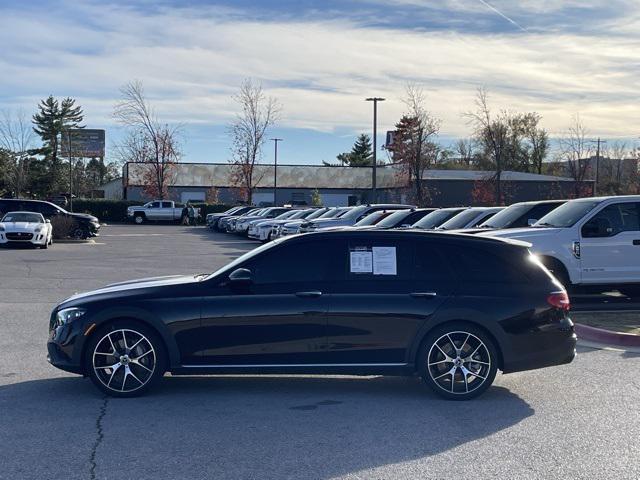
[121,162,593,206]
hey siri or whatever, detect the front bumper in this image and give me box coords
[47,313,87,375]
[0,231,48,245]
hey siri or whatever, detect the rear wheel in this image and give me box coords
[418,323,498,400]
[85,321,166,397]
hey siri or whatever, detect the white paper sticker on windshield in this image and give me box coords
[372,247,397,275]
[350,251,373,273]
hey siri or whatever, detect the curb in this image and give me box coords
[574,323,640,348]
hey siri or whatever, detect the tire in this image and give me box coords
[85,320,167,398]
[41,241,48,249]
[417,322,498,400]
[134,214,145,225]
[72,227,88,240]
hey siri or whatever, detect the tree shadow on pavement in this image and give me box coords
[0,374,533,479]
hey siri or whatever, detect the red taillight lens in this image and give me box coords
[547,291,570,311]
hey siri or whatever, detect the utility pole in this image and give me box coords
[67,130,73,212]
[270,138,282,206]
[589,138,606,196]
[366,97,385,204]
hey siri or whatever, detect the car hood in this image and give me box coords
[68,212,99,223]
[479,227,563,239]
[59,274,199,305]
[0,222,43,231]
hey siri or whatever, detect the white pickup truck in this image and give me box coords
[481,195,640,294]
[127,201,195,224]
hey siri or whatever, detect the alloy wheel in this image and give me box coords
[427,331,491,395]
[92,329,156,393]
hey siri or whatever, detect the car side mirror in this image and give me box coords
[582,218,613,238]
[527,218,537,226]
[228,268,252,285]
[45,219,51,224]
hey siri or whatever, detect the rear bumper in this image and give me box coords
[502,320,577,374]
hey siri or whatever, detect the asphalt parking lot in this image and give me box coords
[1,224,639,480]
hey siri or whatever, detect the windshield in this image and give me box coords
[289,209,313,219]
[414,209,464,229]
[318,208,348,219]
[438,209,486,230]
[479,204,529,228]
[343,206,369,221]
[242,209,262,216]
[2,212,44,223]
[306,208,328,219]
[274,211,297,220]
[354,211,387,226]
[376,210,411,228]
[533,200,601,228]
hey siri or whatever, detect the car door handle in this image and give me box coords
[295,291,323,298]
[633,240,640,246]
[410,292,437,298]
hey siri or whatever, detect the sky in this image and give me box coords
[0,0,639,165]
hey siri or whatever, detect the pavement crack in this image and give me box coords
[89,397,109,480]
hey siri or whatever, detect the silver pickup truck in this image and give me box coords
[127,201,197,224]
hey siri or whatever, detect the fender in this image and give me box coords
[74,306,182,368]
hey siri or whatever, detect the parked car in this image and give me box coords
[322,209,400,231]
[374,208,438,229]
[249,208,319,242]
[47,229,575,399]
[219,208,263,232]
[0,211,53,248]
[271,207,337,239]
[299,204,415,233]
[481,195,640,294]
[232,207,291,234]
[127,201,197,224]
[456,200,566,234]
[0,198,100,239]
[436,207,504,230]
[207,206,254,230]
[411,207,467,230]
[247,209,300,241]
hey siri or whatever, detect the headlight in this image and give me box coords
[0,225,4,231]
[56,307,87,327]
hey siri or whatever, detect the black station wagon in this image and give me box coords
[48,229,576,400]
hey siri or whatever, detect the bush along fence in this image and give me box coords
[70,199,232,223]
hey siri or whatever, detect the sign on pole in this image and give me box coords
[60,129,105,157]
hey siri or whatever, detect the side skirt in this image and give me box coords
[170,363,415,376]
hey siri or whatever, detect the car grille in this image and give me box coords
[6,232,33,240]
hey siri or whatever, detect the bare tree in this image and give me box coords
[455,138,477,167]
[387,83,441,206]
[227,79,281,204]
[114,81,181,199]
[558,114,593,196]
[0,109,36,197]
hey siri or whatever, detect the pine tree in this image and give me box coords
[349,134,373,166]
[32,96,84,195]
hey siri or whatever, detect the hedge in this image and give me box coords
[71,199,232,223]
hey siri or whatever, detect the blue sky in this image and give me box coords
[0,0,638,165]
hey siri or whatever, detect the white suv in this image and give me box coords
[481,195,640,293]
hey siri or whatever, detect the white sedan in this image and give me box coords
[0,211,53,248]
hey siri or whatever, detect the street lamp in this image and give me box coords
[270,138,283,206]
[588,138,606,196]
[365,97,385,203]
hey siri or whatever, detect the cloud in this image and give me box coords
[0,0,638,150]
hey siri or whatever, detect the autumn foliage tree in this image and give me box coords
[114,81,181,200]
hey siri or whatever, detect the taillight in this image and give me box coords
[547,291,570,311]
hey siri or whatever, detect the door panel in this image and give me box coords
[580,202,640,284]
[326,239,455,364]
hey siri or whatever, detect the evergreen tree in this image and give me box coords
[335,133,373,167]
[32,96,84,194]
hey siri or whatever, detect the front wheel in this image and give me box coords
[85,321,166,397]
[134,214,145,225]
[418,323,498,400]
[72,227,88,240]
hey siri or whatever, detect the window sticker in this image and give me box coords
[372,246,397,275]
[350,247,373,273]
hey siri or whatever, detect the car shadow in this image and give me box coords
[0,374,534,479]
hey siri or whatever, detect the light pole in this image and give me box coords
[67,130,73,212]
[270,138,282,206]
[365,97,385,203]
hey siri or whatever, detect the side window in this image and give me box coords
[38,203,59,216]
[150,202,161,208]
[443,245,525,284]
[248,241,339,285]
[414,242,455,282]
[582,203,640,238]
[473,212,496,227]
[161,202,172,208]
[345,239,412,281]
